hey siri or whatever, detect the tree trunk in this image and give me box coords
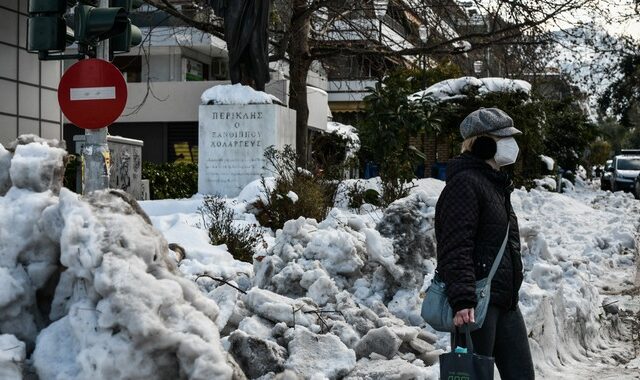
[288,0,312,168]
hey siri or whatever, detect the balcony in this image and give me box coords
[328,79,378,103]
[318,16,415,52]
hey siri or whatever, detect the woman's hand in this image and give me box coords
[454,308,475,327]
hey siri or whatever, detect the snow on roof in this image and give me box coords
[409,76,532,102]
[201,84,282,105]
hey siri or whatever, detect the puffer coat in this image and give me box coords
[434,152,523,313]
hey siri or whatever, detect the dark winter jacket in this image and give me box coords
[434,153,523,313]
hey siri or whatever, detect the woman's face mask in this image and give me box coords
[494,137,519,166]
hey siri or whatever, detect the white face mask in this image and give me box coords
[494,137,519,166]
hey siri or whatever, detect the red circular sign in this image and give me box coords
[58,59,127,129]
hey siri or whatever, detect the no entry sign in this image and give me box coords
[58,59,127,129]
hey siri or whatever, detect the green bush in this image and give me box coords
[200,196,264,263]
[142,162,197,200]
[347,182,381,209]
[358,69,438,204]
[252,146,335,230]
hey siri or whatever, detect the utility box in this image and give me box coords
[74,135,144,199]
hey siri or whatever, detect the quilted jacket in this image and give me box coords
[434,152,524,313]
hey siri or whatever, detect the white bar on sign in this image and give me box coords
[70,86,116,101]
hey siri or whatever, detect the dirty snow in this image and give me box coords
[1,138,639,379]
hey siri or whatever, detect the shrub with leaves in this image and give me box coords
[541,96,598,172]
[142,162,197,200]
[200,196,264,263]
[252,146,335,230]
[358,68,442,205]
[347,181,381,209]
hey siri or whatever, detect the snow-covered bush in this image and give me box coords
[252,146,336,230]
[200,196,264,263]
[311,123,360,180]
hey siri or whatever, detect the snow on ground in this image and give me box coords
[139,176,640,379]
[1,138,639,379]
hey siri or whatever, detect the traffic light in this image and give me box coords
[109,0,143,54]
[74,1,128,47]
[27,0,75,53]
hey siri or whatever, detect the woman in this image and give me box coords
[434,108,535,379]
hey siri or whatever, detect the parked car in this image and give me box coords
[634,174,640,199]
[607,150,640,193]
[601,159,613,191]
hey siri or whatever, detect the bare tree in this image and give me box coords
[141,0,636,166]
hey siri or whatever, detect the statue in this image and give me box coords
[209,0,271,91]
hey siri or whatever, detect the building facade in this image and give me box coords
[321,0,468,125]
[0,0,63,147]
[63,3,331,164]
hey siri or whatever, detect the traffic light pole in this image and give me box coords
[82,0,111,195]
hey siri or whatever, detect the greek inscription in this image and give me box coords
[210,111,264,120]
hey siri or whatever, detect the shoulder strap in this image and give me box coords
[486,223,510,283]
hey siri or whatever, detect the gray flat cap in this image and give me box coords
[460,108,522,139]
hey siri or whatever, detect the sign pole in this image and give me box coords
[82,0,111,194]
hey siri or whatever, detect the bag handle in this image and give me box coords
[451,325,474,353]
[485,223,510,284]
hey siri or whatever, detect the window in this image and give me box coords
[182,57,209,81]
[617,158,640,171]
[112,56,142,83]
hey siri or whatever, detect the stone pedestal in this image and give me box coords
[198,104,296,196]
[74,135,144,199]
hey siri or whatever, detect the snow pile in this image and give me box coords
[0,138,235,379]
[0,141,66,349]
[143,186,442,378]
[201,83,281,105]
[511,187,640,377]
[32,190,234,379]
[376,192,438,293]
[327,121,361,159]
[533,176,557,191]
[0,334,25,379]
[408,76,532,102]
[0,144,12,195]
[3,135,639,379]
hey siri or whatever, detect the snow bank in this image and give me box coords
[512,187,640,377]
[3,135,639,379]
[0,138,236,379]
[201,84,281,105]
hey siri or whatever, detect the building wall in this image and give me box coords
[0,0,63,146]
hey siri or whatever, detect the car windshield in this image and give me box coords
[617,158,640,170]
